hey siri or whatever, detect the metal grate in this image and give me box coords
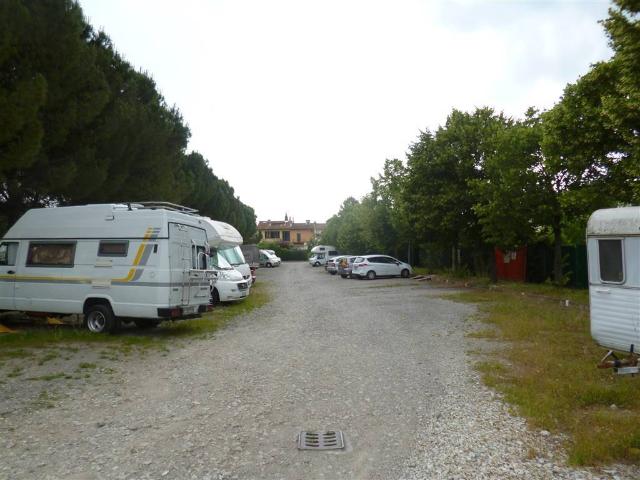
[297,431,345,450]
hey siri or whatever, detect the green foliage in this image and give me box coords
[0,0,256,239]
[257,241,308,261]
[602,0,640,200]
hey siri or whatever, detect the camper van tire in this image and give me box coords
[84,303,119,334]
[211,288,221,305]
[266,262,273,268]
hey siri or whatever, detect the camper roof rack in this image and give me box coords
[128,201,199,214]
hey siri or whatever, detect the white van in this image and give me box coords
[587,207,640,372]
[198,218,251,302]
[309,245,338,266]
[0,203,215,333]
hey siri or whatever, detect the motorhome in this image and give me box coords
[309,245,339,266]
[199,218,251,302]
[587,207,640,373]
[0,203,215,333]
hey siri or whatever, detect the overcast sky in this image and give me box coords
[79,0,613,224]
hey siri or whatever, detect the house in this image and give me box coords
[257,216,325,249]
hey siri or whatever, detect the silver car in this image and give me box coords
[351,255,412,280]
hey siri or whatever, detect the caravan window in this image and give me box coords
[598,239,624,283]
[27,242,76,267]
[98,241,129,257]
[192,245,207,270]
[0,242,18,266]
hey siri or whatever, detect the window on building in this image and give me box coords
[283,231,290,242]
[98,240,129,257]
[268,230,280,239]
[599,239,624,283]
[27,242,76,267]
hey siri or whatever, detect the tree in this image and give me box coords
[601,0,640,200]
[404,108,510,273]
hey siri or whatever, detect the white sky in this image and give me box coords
[79,0,613,224]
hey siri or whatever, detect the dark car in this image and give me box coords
[337,256,357,278]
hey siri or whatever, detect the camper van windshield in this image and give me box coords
[219,246,245,266]
[209,251,233,270]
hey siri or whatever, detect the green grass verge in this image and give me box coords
[449,287,640,466]
[0,282,270,352]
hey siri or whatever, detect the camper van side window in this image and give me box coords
[27,242,76,267]
[98,241,129,257]
[598,239,624,283]
[0,242,18,266]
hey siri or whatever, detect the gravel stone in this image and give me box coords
[0,262,638,479]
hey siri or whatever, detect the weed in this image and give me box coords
[27,372,67,381]
[31,390,57,410]
[37,350,60,366]
[78,363,97,369]
[7,366,23,378]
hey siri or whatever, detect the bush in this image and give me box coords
[257,242,308,261]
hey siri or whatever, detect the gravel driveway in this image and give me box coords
[1,262,637,479]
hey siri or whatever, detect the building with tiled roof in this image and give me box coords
[257,216,326,249]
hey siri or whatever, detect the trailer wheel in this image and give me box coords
[85,304,118,333]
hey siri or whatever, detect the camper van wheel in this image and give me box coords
[134,319,160,329]
[266,262,273,268]
[85,304,117,334]
[211,288,220,305]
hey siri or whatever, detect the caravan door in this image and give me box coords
[169,223,192,306]
[0,241,19,309]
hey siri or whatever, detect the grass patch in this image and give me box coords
[0,282,270,350]
[27,372,68,381]
[447,287,640,466]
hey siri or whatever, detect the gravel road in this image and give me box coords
[1,262,638,479]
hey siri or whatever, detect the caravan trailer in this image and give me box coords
[587,207,640,373]
[0,203,215,333]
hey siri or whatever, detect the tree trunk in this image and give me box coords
[488,247,497,284]
[552,221,563,285]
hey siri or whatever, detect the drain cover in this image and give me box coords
[297,431,345,450]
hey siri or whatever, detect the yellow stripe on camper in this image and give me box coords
[113,227,155,282]
[0,323,16,334]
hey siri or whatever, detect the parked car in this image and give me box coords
[259,250,281,267]
[351,255,412,280]
[326,256,347,275]
[338,256,357,278]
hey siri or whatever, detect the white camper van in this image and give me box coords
[308,245,339,267]
[199,218,251,302]
[587,207,640,372]
[0,203,215,333]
